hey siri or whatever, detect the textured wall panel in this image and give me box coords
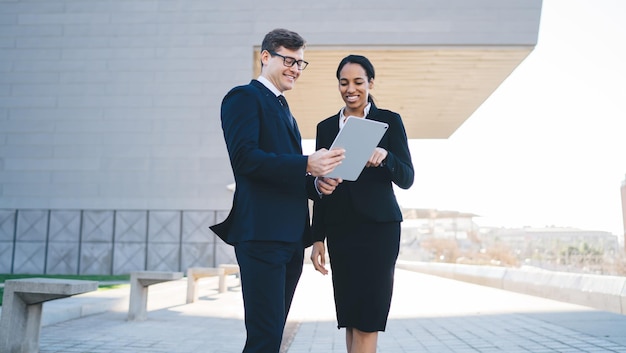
[0,210,16,241]
[113,242,147,274]
[115,210,147,243]
[213,210,236,265]
[48,210,80,242]
[46,241,79,274]
[0,242,13,273]
[215,243,237,266]
[79,242,113,275]
[16,210,48,242]
[0,208,239,274]
[181,242,213,269]
[148,211,181,243]
[147,243,179,272]
[181,211,215,268]
[112,210,148,274]
[182,211,213,243]
[81,210,114,242]
[13,241,46,274]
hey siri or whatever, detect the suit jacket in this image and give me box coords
[211,80,318,246]
[312,103,414,242]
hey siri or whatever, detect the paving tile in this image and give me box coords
[31,266,626,353]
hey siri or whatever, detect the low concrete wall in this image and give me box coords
[396,260,626,315]
[0,209,235,275]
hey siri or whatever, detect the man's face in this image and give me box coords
[260,47,305,93]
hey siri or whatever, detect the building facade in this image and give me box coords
[0,1,542,274]
[622,175,626,249]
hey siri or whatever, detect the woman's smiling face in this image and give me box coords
[338,62,374,115]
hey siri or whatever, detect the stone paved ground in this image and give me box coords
[36,266,626,353]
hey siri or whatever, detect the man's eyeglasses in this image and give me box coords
[268,51,309,70]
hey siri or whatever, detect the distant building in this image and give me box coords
[400,208,621,273]
[621,175,626,250]
[479,226,619,273]
[481,227,619,256]
[400,208,480,261]
[401,208,479,241]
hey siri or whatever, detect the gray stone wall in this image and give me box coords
[0,0,541,274]
[0,209,234,274]
[0,0,541,212]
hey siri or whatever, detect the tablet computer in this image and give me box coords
[324,117,388,181]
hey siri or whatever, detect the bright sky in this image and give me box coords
[307,0,626,236]
[397,0,626,236]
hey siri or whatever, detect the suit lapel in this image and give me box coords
[326,115,341,148]
[278,98,302,145]
[292,119,302,145]
[250,80,302,148]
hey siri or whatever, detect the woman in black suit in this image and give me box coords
[311,54,414,353]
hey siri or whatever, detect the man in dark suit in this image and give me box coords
[210,28,344,353]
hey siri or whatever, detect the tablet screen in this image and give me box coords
[324,117,388,181]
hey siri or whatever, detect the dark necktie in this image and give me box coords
[277,95,295,128]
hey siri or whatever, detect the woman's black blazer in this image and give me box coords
[312,103,414,242]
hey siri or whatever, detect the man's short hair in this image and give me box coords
[261,28,306,53]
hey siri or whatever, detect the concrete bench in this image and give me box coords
[0,278,98,353]
[186,264,240,303]
[219,263,241,284]
[128,271,183,321]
